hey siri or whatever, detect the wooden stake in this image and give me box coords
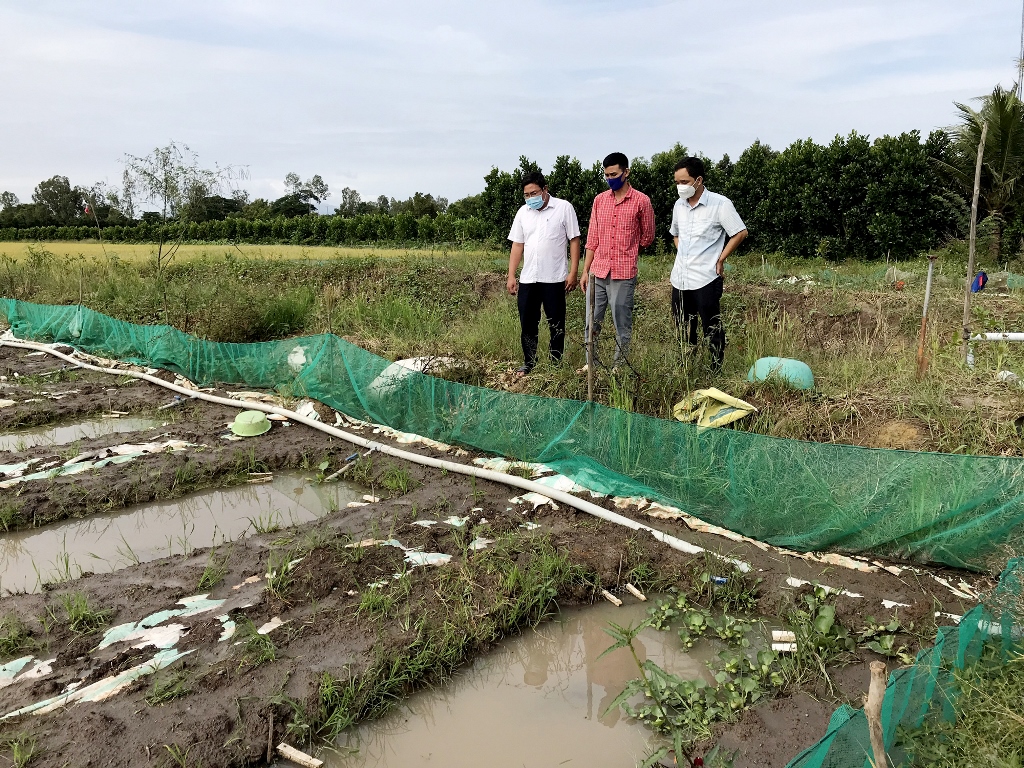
[963,121,988,363]
[267,712,274,764]
[865,661,888,768]
[916,254,938,379]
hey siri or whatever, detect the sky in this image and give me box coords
[0,0,1020,209]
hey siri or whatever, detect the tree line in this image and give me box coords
[3,86,1022,260]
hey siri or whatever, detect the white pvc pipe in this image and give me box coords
[970,333,1024,341]
[0,337,748,571]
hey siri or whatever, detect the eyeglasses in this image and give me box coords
[524,189,544,199]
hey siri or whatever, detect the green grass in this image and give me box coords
[3,241,1024,459]
[898,645,1024,766]
[0,616,33,658]
[146,669,192,706]
[235,617,277,669]
[197,550,229,591]
[46,592,111,634]
[3,734,36,767]
[380,465,413,496]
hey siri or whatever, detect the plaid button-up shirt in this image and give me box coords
[585,187,656,279]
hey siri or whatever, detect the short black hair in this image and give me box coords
[673,156,706,179]
[521,171,547,190]
[603,152,629,171]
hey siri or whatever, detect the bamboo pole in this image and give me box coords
[587,274,596,402]
[962,121,988,362]
[865,660,888,768]
[916,253,938,379]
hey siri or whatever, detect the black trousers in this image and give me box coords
[671,276,725,367]
[517,281,566,370]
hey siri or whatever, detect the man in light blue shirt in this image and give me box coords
[668,156,748,369]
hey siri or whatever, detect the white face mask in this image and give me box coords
[677,183,696,199]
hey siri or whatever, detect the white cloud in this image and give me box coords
[0,0,1019,204]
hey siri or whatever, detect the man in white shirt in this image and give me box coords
[669,157,748,369]
[507,171,581,376]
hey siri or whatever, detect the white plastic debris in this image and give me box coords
[287,346,308,373]
[295,401,321,421]
[468,537,494,551]
[510,493,558,510]
[785,577,863,599]
[444,516,469,527]
[404,551,452,567]
[257,617,286,635]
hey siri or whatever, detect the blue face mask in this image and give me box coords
[526,195,545,210]
[606,174,626,191]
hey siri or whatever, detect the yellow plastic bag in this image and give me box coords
[673,387,757,428]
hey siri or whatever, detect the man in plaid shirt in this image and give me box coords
[580,152,655,369]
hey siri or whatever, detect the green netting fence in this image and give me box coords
[3,298,1024,571]
[788,557,1023,768]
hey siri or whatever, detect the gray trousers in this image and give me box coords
[585,275,636,364]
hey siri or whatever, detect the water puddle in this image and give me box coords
[0,417,164,453]
[0,473,364,593]
[325,601,715,768]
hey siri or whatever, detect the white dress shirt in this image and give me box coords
[669,189,746,291]
[508,195,581,284]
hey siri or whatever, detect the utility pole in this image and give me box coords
[1019,0,1024,98]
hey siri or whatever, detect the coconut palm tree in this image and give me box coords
[935,84,1024,258]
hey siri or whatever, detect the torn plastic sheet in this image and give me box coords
[785,577,863,599]
[257,617,286,635]
[98,595,225,650]
[444,516,469,527]
[0,459,39,478]
[404,551,452,567]
[0,440,195,489]
[533,474,588,493]
[2,648,191,719]
[468,537,494,551]
[510,492,558,510]
[0,656,35,690]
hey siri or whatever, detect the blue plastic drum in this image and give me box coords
[747,357,815,390]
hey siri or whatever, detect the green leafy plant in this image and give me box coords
[785,585,856,689]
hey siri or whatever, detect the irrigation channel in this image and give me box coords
[0,457,365,593]
[326,601,714,767]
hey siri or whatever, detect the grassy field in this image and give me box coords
[0,241,500,263]
[2,240,1024,456]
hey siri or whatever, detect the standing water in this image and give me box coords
[0,473,365,593]
[0,416,164,453]
[325,601,715,768]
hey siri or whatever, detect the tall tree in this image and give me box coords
[32,176,85,225]
[121,142,240,271]
[936,84,1024,258]
[0,192,18,211]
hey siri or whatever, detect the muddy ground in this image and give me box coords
[0,343,995,768]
